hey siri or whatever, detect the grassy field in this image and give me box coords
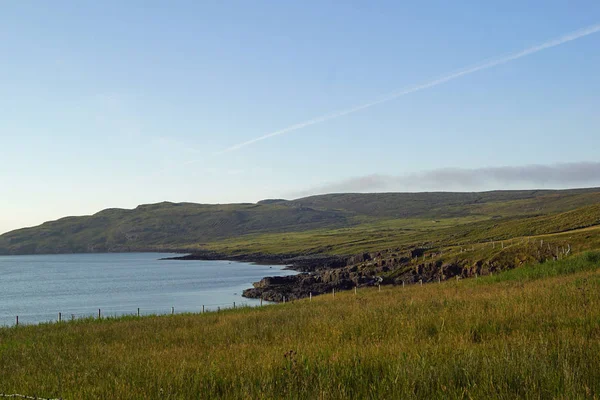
[198,203,600,258]
[1,252,600,399]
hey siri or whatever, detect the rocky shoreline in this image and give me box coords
[166,244,556,303]
[162,250,348,272]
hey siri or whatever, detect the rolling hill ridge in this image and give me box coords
[1,188,600,255]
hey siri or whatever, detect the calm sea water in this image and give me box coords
[0,253,294,326]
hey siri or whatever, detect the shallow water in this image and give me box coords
[0,253,293,326]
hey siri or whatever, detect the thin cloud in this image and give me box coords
[294,162,600,197]
[218,22,600,154]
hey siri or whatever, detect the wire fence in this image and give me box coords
[2,299,265,328]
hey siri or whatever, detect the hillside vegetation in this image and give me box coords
[200,202,600,257]
[1,188,600,256]
[1,252,599,399]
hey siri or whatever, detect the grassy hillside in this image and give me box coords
[0,202,351,255]
[1,188,599,255]
[201,202,600,256]
[291,188,600,218]
[1,252,599,399]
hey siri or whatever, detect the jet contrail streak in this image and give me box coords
[218,23,600,154]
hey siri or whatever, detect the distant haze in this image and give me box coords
[292,162,600,197]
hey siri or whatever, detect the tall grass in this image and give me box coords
[481,250,600,283]
[1,255,600,399]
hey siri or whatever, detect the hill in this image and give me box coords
[289,188,600,218]
[0,202,351,255]
[1,188,600,255]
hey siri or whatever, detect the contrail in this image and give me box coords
[219,23,600,154]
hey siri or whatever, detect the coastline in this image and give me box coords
[163,250,353,302]
[160,250,348,271]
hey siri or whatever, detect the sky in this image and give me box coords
[1,1,600,234]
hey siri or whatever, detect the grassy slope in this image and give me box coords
[201,203,600,256]
[1,188,599,256]
[0,202,352,255]
[1,252,599,399]
[291,188,600,217]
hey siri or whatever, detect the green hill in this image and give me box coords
[289,188,600,218]
[1,188,600,255]
[0,202,351,255]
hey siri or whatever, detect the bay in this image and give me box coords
[0,253,294,326]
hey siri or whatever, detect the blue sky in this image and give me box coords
[1,1,600,233]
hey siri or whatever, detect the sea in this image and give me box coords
[0,252,294,326]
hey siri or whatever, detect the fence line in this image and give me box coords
[5,300,264,327]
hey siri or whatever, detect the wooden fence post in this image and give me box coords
[137,308,140,317]
[98,309,101,319]
[59,312,61,322]
[333,288,335,298]
[309,292,312,302]
[354,286,357,295]
[203,305,205,313]
[233,302,236,309]
[378,284,381,292]
[171,307,174,315]
[16,316,18,326]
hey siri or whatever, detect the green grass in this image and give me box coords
[481,251,600,283]
[1,252,600,399]
[200,203,600,257]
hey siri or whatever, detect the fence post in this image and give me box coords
[378,284,381,292]
[419,280,423,286]
[260,298,263,306]
[309,292,312,302]
[402,281,405,288]
[203,305,205,313]
[98,309,101,319]
[438,277,441,283]
[137,308,140,317]
[354,286,357,295]
[59,312,61,323]
[171,307,174,315]
[333,288,335,298]
[233,302,236,309]
[16,316,18,326]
